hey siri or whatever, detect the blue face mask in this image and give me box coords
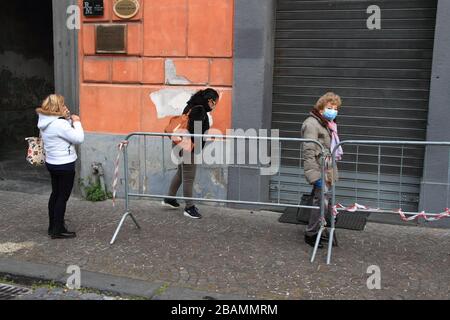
[323,108,338,121]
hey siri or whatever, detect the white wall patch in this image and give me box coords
[150,88,196,119]
[165,59,191,85]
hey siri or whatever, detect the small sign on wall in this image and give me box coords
[95,24,127,54]
[83,0,104,17]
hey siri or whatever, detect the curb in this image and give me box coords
[0,257,252,300]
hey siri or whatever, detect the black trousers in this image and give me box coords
[48,169,75,234]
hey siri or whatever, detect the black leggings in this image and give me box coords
[48,169,75,233]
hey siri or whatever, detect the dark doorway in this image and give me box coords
[0,0,55,192]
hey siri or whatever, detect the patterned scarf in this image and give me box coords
[327,121,343,161]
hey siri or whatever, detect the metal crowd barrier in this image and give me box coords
[110,133,450,265]
[316,140,450,265]
[110,131,327,267]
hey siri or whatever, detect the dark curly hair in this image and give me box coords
[187,88,219,110]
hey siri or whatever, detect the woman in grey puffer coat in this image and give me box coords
[301,92,343,248]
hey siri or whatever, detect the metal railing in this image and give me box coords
[110,133,450,266]
[110,131,327,264]
[316,140,450,265]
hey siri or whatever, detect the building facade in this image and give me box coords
[6,0,449,226]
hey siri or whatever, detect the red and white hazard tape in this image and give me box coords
[332,203,373,217]
[112,141,128,207]
[395,208,450,222]
[332,203,450,222]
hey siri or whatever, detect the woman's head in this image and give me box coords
[314,92,342,112]
[37,94,69,117]
[202,88,220,110]
[188,88,220,111]
[314,92,342,121]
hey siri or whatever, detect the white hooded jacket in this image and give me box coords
[37,114,85,165]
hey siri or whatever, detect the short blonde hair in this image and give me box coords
[314,92,342,111]
[37,94,66,116]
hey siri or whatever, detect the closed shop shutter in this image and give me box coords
[270,0,437,215]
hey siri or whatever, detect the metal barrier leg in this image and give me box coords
[110,212,131,245]
[326,227,335,265]
[129,213,141,229]
[310,226,325,263]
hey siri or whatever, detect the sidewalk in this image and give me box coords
[0,189,449,300]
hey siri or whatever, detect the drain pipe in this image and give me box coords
[91,162,107,195]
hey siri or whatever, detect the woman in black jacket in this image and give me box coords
[163,88,220,219]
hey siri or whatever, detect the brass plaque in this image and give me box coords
[95,24,127,54]
[113,0,140,19]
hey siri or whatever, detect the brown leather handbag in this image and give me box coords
[164,110,193,151]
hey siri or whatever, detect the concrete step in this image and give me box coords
[0,179,52,195]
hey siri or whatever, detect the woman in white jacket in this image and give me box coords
[36,94,84,239]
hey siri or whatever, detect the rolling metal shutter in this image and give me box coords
[270,0,437,215]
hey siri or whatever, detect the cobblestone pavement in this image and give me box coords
[0,190,449,300]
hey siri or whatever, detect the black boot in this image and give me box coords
[51,224,76,239]
[51,231,76,239]
[304,234,323,249]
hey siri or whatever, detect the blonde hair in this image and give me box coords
[36,94,66,116]
[314,92,342,111]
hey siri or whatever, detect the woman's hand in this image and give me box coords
[62,106,71,119]
[71,115,81,123]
